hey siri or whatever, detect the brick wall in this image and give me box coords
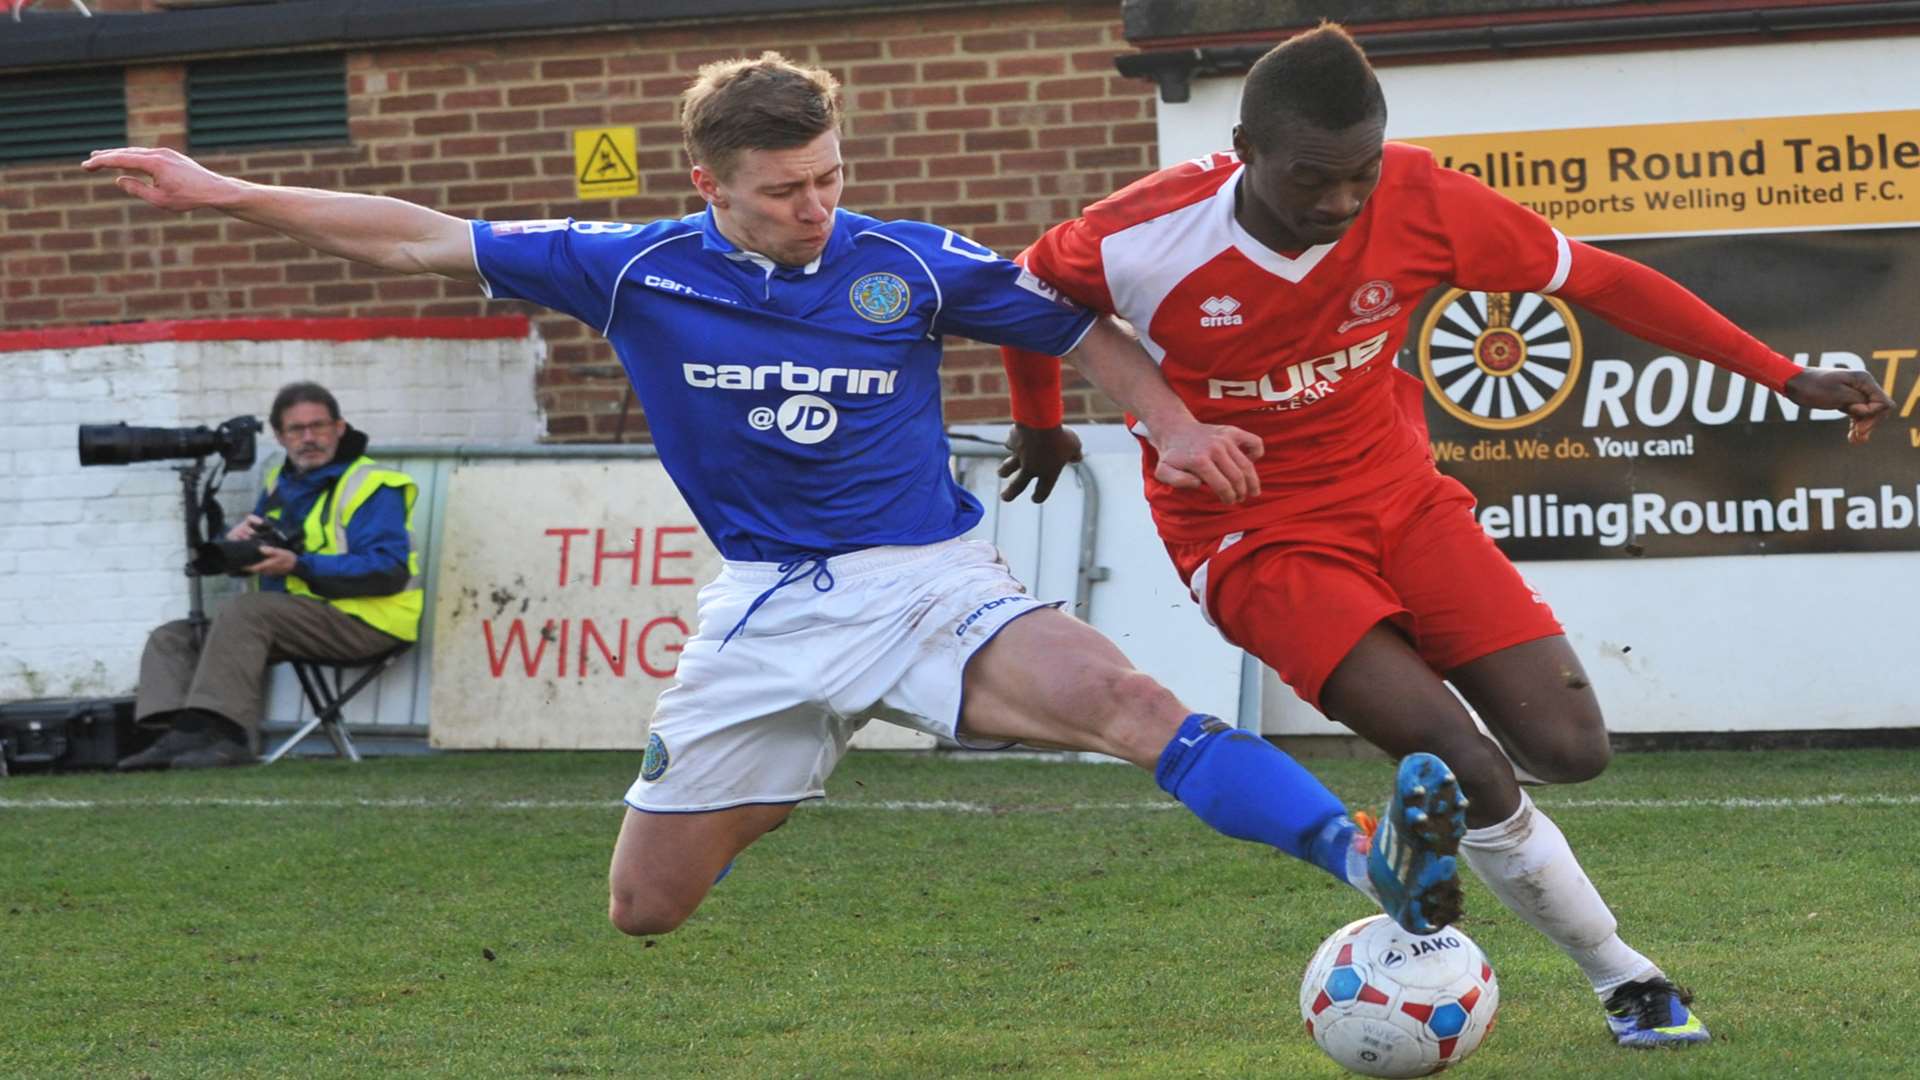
[0,2,1160,437]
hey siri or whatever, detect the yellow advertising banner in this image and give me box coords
[1402,110,1920,239]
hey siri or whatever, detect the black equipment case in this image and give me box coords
[0,696,147,774]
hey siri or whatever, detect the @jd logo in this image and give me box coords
[850,272,910,323]
[773,394,837,444]
[1418,288,1584,431]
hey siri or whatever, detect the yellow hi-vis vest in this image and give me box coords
[262,455,423,642]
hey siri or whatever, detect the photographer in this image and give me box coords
[118,382,422,770]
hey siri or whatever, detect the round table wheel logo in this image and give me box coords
[1418,289,1583,431]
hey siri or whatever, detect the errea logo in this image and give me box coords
[1200,295,1243,327]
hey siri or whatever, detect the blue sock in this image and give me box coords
[713,860,734,886]
[1155,714,1352,880]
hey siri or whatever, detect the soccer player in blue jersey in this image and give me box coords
[86,52,1469,941]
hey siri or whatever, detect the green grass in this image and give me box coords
[2,749,1915,1078]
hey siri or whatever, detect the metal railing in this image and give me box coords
[263,434,1107,741]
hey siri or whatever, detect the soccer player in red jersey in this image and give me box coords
[1000,24,1892,1049]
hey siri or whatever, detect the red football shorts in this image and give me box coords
[1164,470,1563,710]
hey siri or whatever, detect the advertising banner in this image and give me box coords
[428,463,718,749]
[1404,110,1920,239]
[1399,116,1920,560]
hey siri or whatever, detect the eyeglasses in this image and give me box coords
[280,421,337,438]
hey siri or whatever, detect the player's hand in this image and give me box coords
[1783,368,1894,444]
[1148,419,1264,504]
[999,424,1084,503]
[82,146,240,213]
[243,546,298,578]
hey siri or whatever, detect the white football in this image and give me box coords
[1299,915,1500,1078]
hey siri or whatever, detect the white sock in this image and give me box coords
[1460,791,1659,997]
[1347,838,1380,905]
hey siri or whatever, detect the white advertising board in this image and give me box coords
[428,460,936,750]
[428,462,715,749]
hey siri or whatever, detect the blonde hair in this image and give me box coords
[680,51,842,179]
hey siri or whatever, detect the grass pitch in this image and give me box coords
[2,747,1915,1078]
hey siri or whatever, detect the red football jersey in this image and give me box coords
[1010,142,1581,543]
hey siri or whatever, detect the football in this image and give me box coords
[1299,915,1500,1078]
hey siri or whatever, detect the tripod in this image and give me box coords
[174,456,239,651]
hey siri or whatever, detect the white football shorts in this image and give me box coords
[624,537,1061,813]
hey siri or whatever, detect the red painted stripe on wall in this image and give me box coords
[0,317,531,353]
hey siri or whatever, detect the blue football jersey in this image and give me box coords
[471,208,1095,561]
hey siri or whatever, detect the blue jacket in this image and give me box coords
[251,427,411,599]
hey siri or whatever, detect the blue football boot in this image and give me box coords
[1605,976,1711,1047]
[1366,752,1467,935]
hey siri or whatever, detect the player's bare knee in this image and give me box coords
[1426,732,1521,803]
[1523,733,1611,784]
[609,908,687,938]
[608,888,696,938]
[1522,698,1611,782]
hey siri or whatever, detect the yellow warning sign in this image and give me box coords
[573,127,639,200]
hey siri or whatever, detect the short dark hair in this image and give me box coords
[269,381,340,432]
[680,51,842,180]
[1239,23,1386,151]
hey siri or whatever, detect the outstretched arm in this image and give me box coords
[1556,240,1892,443]
[83,146,478,283]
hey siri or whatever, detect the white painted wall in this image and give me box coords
[1154,33,1920,734]
[0,334,544,702]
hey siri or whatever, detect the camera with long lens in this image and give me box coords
[77,414,276,579]
[192,516,305,577]
[77,416,262,470]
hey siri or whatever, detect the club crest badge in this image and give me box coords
[1338,279,1401,332]
[850,272,910,323]
[640,732,671,781]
